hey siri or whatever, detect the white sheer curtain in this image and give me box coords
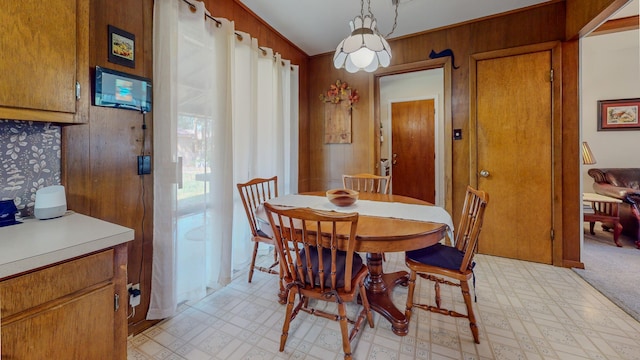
[150,0,299,320]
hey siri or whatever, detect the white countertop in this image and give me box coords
[0,212,134,278]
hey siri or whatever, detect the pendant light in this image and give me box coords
[333,0,399,73]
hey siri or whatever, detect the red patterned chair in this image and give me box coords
[588,168,640,248]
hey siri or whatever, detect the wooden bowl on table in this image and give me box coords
[326,189,359,207]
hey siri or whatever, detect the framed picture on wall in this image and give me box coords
[108,25,135,68]
[597,98,640,131]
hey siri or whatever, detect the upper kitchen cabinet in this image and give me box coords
[0,0,89,123]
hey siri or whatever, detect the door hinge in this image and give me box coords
[550,69,554,83]
[550,228,555,240]
[76,81,81,100]
[114,293,120,311]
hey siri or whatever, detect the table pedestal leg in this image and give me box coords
[365,252,409,336]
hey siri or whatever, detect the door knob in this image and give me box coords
[479,169,490,178]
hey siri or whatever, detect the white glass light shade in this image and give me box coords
[333,15,392,73]
[350,47,375,68]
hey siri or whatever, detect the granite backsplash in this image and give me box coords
[0,120,61,217]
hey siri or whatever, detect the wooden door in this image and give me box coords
[475,50,553,264]
[391,99,435,203]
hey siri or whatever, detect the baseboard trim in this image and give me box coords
[563,259,584,269]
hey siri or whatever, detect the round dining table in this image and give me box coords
[268,191,450,336]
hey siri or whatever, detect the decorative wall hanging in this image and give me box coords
[320,80,359,144]
[597,98,640,131]
[429,48,459,69]
[108,25,135,68]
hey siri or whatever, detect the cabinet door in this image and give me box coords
[0,0,88,123]
[1,284,116,359]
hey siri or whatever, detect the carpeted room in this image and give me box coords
[575,225,640,322]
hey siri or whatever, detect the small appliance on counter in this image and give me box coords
[0,199,21,227]
[34,185,67,220]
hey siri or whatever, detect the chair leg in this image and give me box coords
[460,280,479,344]
[434,281,441,309]
[278,263,286,304]
[279,287,297,352]
[248,242,259,283]
[358,282,374,328]
[405,270,417,321]
[337,302,352,360]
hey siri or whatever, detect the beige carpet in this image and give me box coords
[573,224,640,322]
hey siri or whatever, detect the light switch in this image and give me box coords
[453,129,462,140]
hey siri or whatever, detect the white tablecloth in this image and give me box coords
[266,194,454,240]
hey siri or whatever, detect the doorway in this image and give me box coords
[376,63,450,210]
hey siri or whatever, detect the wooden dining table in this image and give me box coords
[260,191,450,336]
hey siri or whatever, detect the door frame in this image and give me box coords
[373,59,453,214]
[469,41,564,265]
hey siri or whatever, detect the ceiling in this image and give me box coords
[238,0,639,56]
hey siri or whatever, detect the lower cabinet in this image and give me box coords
[0,244,127,359]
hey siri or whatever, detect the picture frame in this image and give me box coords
[597,98,640,131]
[108,25,135,68]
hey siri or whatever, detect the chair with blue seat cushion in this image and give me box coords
[236,176,280,284]
[296,247,364,288]
[264,202,374,360]
[405,185,488,344]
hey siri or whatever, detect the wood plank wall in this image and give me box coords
[61,0,624,336]
[308,2,566,239]
[62,0,155,335]
[306,0,624,269]
[62,0,309,335]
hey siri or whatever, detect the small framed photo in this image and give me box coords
[597,98,640,131]
[108,25,135,68]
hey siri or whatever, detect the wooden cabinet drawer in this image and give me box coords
[0,249,114,318]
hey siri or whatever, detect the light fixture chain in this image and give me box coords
[385,0,399,38]
[360,0,365,18]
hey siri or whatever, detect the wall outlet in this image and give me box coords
[129,283,141,307]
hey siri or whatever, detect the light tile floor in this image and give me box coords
[128,249,640,359]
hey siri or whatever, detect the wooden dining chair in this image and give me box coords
[236,176,280,284]
[342,173,391,194]
[264,203,374,360]
[404,185,488,344]
[343,173,392,261]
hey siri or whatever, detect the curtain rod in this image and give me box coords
[179,0,294,70]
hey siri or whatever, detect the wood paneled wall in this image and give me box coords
[61,0,625,336]
[305,0,625,268]
[565,0,633,38]
[307,1,566,224]
[62,0,309,335]
[63,0,155,335]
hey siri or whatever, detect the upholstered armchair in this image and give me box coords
[588,168,640,247]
